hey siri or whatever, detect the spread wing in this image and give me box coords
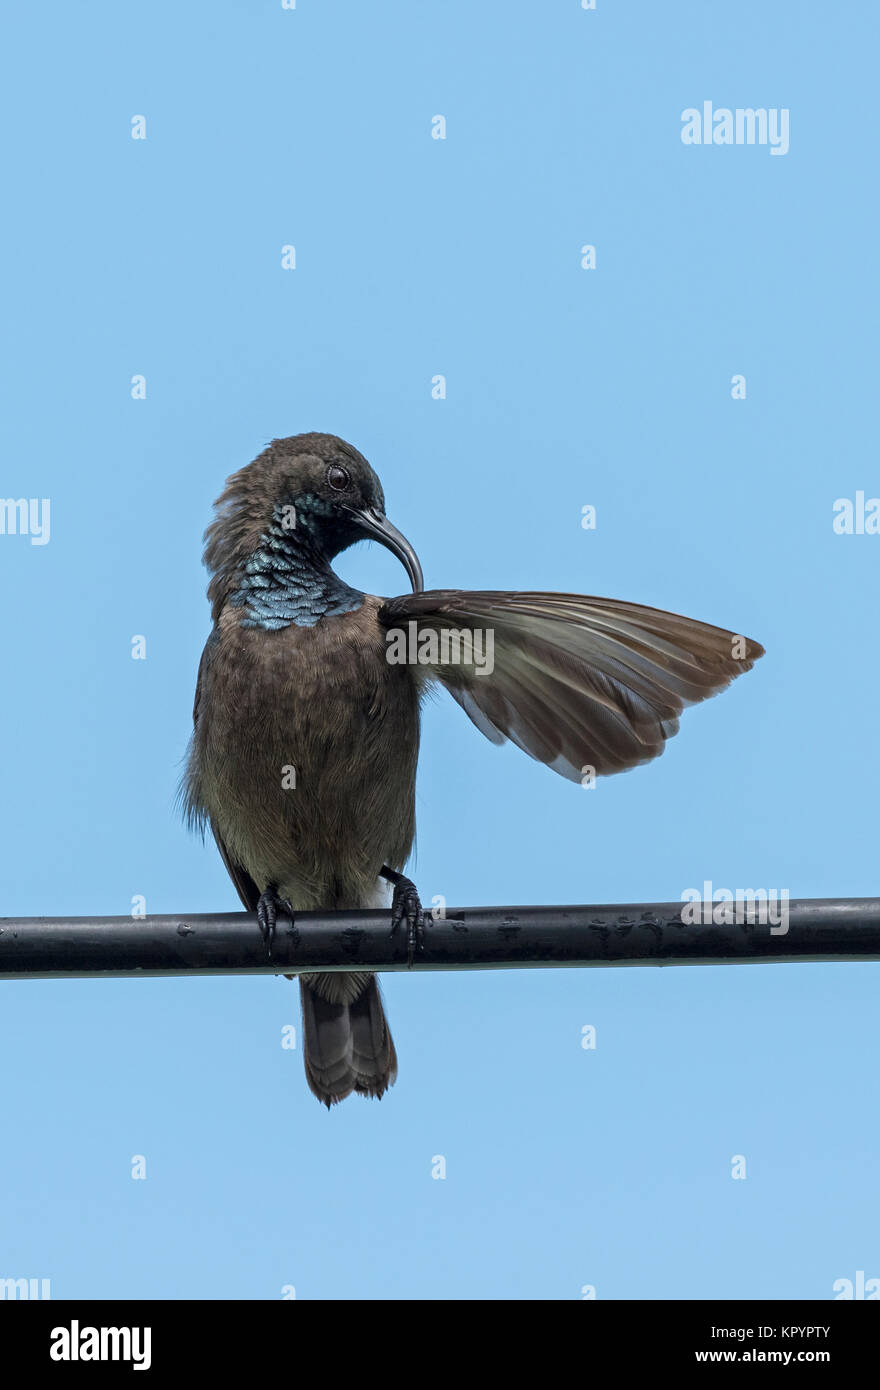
[378,590,763,783]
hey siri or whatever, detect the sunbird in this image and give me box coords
[184,433,763,1106]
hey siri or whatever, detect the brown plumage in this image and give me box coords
[183,433,764,1106]
[190,598,416,1102]
[378,590,763,781]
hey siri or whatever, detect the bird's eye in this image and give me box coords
[327,465,350,491]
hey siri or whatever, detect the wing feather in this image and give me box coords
[379,590,763,782]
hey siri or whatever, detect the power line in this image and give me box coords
[1,897,879,979]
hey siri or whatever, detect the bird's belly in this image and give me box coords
[202,609,420,909]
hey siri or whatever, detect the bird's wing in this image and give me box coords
[211,829,261,912]
[191,638,261,913]
[377,590,764,783]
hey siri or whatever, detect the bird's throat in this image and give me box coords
[230,503,363,630]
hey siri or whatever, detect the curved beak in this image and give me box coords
[350,506,424,593]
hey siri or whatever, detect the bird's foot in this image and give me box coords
[256,884,294,958]
[388,873,426,967]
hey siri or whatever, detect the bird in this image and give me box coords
[182,432,764,1106]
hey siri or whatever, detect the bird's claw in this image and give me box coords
[390,876,425,967]
[256,884,294,958]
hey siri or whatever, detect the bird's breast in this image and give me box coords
[195,596,421,905]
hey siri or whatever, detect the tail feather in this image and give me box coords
[300,974,397,1107]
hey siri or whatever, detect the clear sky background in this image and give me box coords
[1,1,877,1300]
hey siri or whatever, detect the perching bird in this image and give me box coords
[183,433,763,1106]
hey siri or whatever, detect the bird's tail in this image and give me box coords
[299,972,397,1107]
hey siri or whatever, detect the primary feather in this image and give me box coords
[378,590,763,782]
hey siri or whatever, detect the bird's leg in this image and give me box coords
[256,882,294,957]
[381,866,426,967]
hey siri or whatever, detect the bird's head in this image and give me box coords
[203,433,423,619]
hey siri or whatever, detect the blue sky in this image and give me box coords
[1,0,877,1299]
